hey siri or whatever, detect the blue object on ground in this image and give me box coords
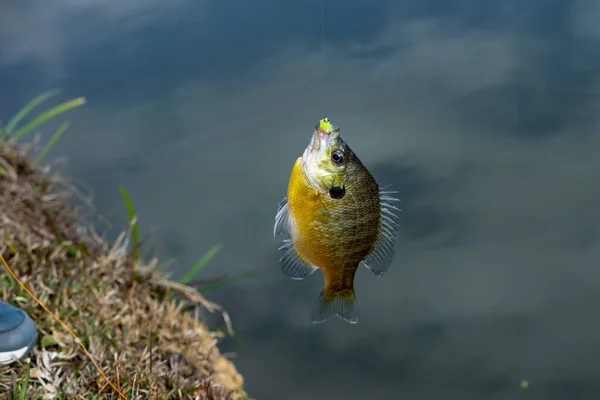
[0,300,37,364]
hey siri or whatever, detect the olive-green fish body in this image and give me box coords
[274,118,400,324]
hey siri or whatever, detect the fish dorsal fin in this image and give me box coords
[362,189,401,277]
[273,197,290,237]
[278,239,318,280]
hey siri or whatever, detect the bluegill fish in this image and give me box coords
[273,118,400,324]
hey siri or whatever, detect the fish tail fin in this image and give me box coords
[311,287,358,324]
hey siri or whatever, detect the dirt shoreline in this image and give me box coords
[0,141,248,399]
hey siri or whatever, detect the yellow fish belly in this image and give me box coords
[285,158,383,323]
[288,158,380,282]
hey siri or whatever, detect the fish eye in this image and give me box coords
[331,149,344,164]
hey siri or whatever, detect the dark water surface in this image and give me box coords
[3,1,600,399]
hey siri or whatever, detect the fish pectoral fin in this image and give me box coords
[273,197,290,237]
[363,188,401,277]
[311,288,358,324]
[277,239,318,280]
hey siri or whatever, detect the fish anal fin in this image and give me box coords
[278,240,318,280]
[363,188,401,277]
[273,197,290,237]
[311,288,358,324]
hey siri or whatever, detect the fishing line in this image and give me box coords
[320,0,325,58]
[0,252,128,399]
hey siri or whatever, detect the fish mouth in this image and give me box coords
[308,124,339,154]
[309,129,324,153]
[301,131,326,191]
[300,125,341,191]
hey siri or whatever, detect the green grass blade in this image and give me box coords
[18,363,31,400]
[197,271,257,294]
[35,121,70,165]
[9,96,86,143]
[118,185,140,261]
[179,244,223,285]
[3,89,62,137]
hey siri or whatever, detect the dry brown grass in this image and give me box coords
[0,141,248,399]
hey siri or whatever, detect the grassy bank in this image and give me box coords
[0,95,248,399]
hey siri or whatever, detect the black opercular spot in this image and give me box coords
[329,185,345,199]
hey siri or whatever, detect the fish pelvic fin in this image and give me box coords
[273,197,290,237]
[278,239,318,280]
[363,187,401,277]
[311,287,358,324]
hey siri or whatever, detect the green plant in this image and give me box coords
[1,90,60,137]
[10,363,44,400]
[118,185,140,262]
[0,93,250,399]
[116,185,255,293]
[35,121,70,165]
[0,89,86,165]
[0,89,85,142]
[178,244,223,285]
[198,271,257,294]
